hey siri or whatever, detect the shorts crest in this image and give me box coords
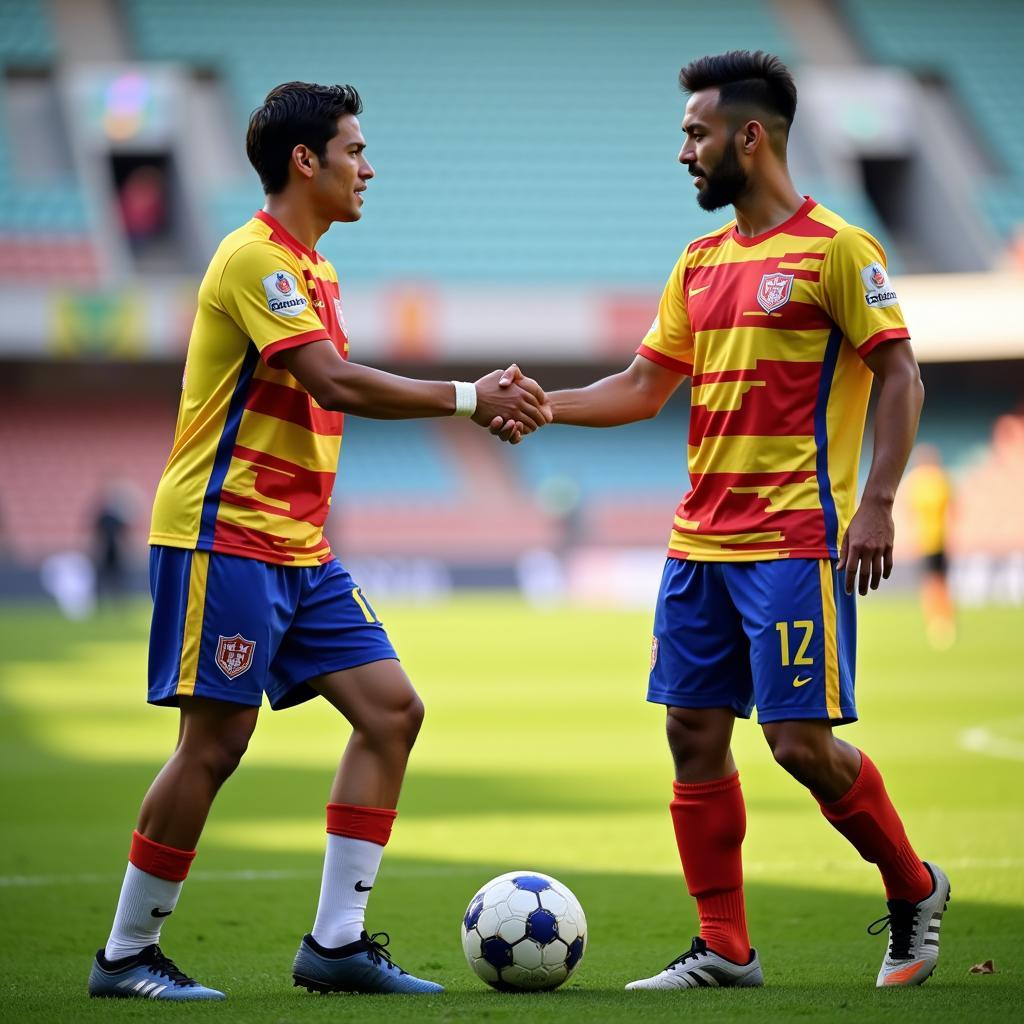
[215,633,256,679]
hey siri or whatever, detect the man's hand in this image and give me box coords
[838,496,894,596]
[476,364,552,444]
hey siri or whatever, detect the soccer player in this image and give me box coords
[87,81,550,1001]
[507,50,949,989]
[906,444,956,648]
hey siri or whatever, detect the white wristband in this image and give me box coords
[451,380,477,417]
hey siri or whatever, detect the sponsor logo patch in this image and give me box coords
[860,261,899,309]
[261,270,308,318]
[756,272,794,313]
[215,633,256,679]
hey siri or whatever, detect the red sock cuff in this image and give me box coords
[818,751,870,813]
[326,803,397,846]
[129,830,196,882]
[672,771,740,800]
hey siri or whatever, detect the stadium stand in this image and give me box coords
[842,0,1024,240]
[0,0,96,280]
[123,0,797,282]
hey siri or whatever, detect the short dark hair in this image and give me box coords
[679,50,797,132]
[246,82,363,194]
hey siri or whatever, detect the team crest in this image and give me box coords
[274,272,292,294]
[215,633,256,680]
[650,635,659,671]
[756,272,794,313]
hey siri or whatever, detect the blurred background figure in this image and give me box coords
[92,480,140,604]
[906,445,955,648]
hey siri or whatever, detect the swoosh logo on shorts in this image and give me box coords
[792,676,812,687]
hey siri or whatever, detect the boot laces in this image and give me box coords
[140,945,197,987]
[868,900,918,960]
[364,932,407,975]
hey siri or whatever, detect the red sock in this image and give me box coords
[129,830,196,882]
[326,802,397,845]
[670,772,750,964]
[818,752,931,903]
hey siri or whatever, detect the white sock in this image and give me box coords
[311,834,386,948]
[104,863,184,961]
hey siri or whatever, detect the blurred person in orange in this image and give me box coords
[906,444,955,648]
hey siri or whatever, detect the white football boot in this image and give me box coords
[626,936,763,990]
[871,861,950,987]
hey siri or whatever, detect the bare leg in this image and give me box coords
[761,719,860,802]
[311,659,425,809]
[137,696,259,849]
[666,705,736,781]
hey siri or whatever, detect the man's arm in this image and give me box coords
[839,340,925,596]
[496,355,684,433]
[278,340,551,433]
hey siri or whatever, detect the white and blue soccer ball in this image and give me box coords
[461,870,587,991]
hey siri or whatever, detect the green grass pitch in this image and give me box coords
[1,593,1022,1022]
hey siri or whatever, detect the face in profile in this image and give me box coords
[679,90,750,212]
[313,114,375,223]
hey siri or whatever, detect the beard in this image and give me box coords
[694,142,749,212]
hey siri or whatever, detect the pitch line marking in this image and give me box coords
[3,857,1023,888]
[959,719,1024,762]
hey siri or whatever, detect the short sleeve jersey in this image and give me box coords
[638,197,910,561]
[149,211,349,565]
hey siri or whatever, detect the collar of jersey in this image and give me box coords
[729,195,817,248]
[254,210,321,263]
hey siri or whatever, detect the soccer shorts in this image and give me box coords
[647,558,857,724]
[148,546,398,710]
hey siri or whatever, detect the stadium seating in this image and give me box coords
[0,0,95,275]
[841,0,1024,240]
[124,0,796,282]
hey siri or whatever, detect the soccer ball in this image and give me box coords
[461,870,587,991]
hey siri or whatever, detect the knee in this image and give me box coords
[193,728,251,785]
[361,693,424,753]
[665,709,728,772]
[767,737,824,784]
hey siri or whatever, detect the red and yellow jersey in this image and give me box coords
[149,211,349,566]
[638,197,910,562]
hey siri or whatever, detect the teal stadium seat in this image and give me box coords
[0,0,90,236]
[841,0,1024,240]
[125,0,797,282]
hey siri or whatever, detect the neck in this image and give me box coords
[262,194,328,253]
[732,167,804,237]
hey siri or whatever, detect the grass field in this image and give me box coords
[1,593,1022,1023]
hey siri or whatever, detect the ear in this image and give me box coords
[291,144,317,181]
[740,119,765,155]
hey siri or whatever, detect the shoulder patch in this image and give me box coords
[860,261,899,309]
[261,270,308,317]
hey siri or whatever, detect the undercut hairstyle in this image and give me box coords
[679,50,797,144]
[246,82,362,194]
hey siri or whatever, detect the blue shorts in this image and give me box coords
[148,546,398,710]
[648,558,857,725]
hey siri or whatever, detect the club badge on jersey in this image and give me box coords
[756,272,794,313]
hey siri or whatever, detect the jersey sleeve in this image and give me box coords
[217,240,331,366]
[636,253,694,375]
[820,226,910,359]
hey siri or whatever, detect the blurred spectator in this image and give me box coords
[117,163,169,258]
[906,444,956,648]
[93,480,141,602]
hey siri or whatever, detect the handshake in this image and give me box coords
[468,363,552,445]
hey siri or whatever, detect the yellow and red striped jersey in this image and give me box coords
[638,197,910,562]
[150,211,349,565]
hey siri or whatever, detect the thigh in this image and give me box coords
[647,558,754,718]
[724,559,857,726]
[310,657,421,731]
[268,561,399,710]
[148,547,297,708]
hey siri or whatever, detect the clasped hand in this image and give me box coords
[471,364,552,444]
